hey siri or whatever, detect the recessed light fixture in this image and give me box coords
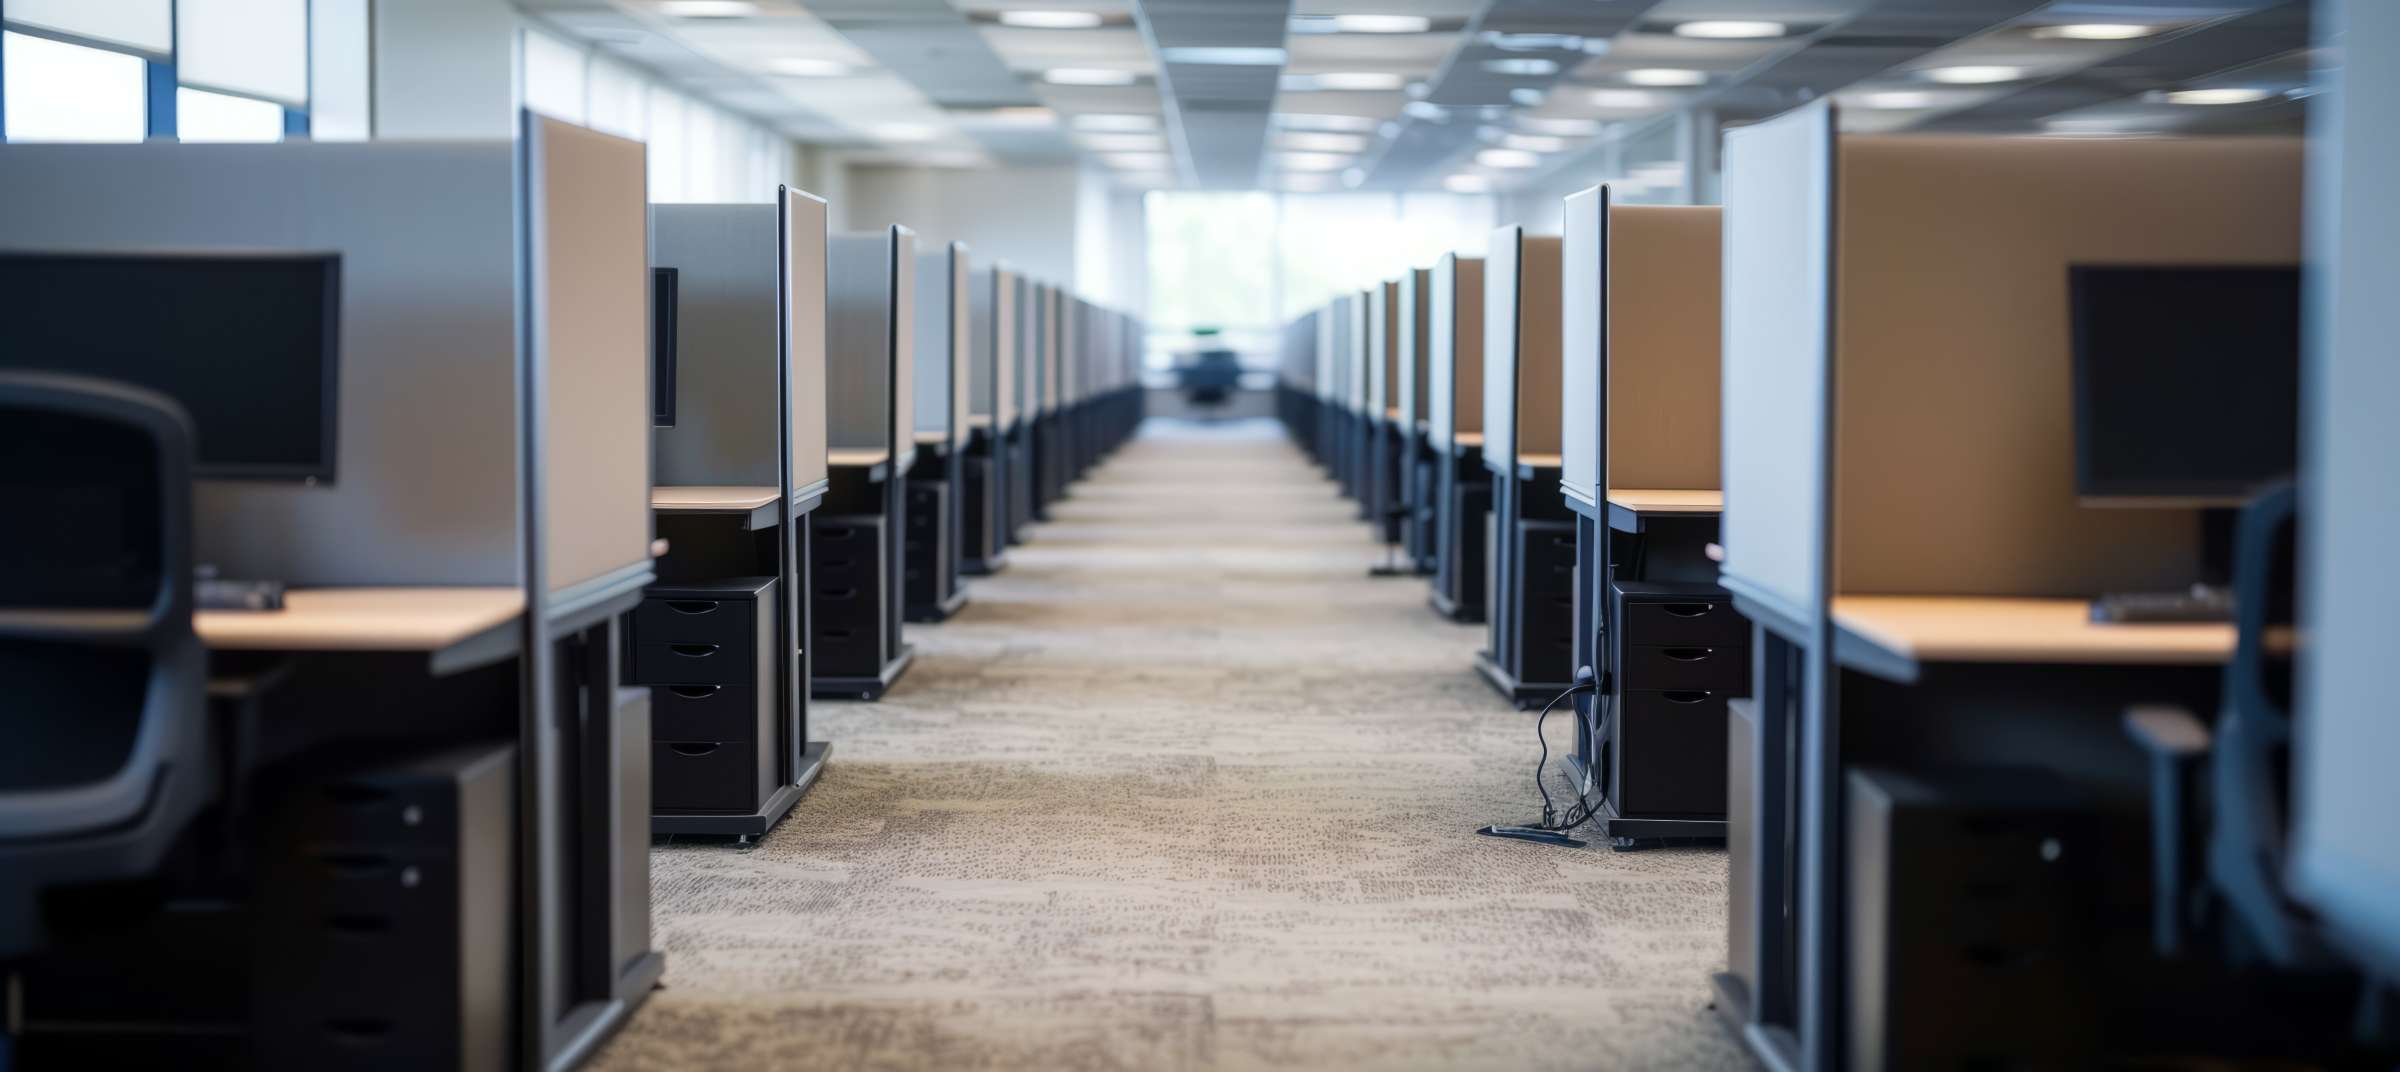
[1622,68,1707,87]
[1444,174,1492,193]
[1919,65,2026,85]
[1510,88,1547,106]
[1311,71,1406,91]
[1280,132,1368,152]
[1276,113,1378,132]
[1281,151,1350,172]
[1673,20,1787,39]
[658,0,757,16]
[1074,113,1161,132]
[1103,151,1172,169]
[1161,46,1287,66]
[1045,68,1139,86]
[2160,87,2274,105]
[1502,133,1569,152]
[1519,117,1600,136]
[2032,23,2160,41]
[1858,89,1934,109]
[1482,58,1560,77]
[1079,133,1164,151]
[874,123,940,143]
[1476,148,1541,169]
[1590,88,1658,109]
[1402,101,1448,121]
[978,106,1057,125]
[1331,14,1430,34]
[766,57,850,77]
[999,10,1103,30]
[1486,32,1582,52]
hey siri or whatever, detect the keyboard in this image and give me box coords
[2089,586,2233,624]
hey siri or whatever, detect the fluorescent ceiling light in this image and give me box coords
[1486,32,1582,52]
[2160,87,2273,105]
[1590,88,1658,109]
[1161,46,1287,66]
[1331,14,1430,34]
[1277,112,1378,132]
[1074,113,1160,132]
[1673,20,1786,39]
[1510,88,1546,106]
[1312,71,1405,91]
[977,106,1057,126]
[1476,148,1540,169]
[1482,58,1560,77]
[1622,68,1707,87]
[766,57,850,77]
[1502,133,1568,152]
[1858,90,1934,109]
[1519,117,1600,136]
[999,10,1103,30]
[1080,133,1163,151]
[2032,23,2160,41]
[1401,101,1448,120]
[1444,174,1492,193]
[659,1,757,16]
[1280,132,1368,151]
[1280,151,1351,171]
[1103,151,1172,169]
[874,123,940,143]
[1045,68,1139,86]
[1920,65,2025,85]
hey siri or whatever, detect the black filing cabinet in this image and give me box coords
[903,478,954,620]
[631,576,778,815]
[1606,581,1749,823]
[811,514,889,678]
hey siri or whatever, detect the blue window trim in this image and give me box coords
[147,59,177,138]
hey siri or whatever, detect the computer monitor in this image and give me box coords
[0,251,340,483]
[652,266,679,428]
[2071,265,2301,506]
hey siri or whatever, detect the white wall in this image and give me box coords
[372,0,520,138]
[841,162,1083,288]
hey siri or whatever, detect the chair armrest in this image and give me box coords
[2126,704,2212,758]
[2124,704,2214,958]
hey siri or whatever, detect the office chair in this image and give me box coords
[0,371,214,960]
[2128,480,2327,968]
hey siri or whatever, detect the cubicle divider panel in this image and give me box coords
[652,204,781,489]
[1832,136,2303,597]
[1719,102,1837,633]
[1562,189,1605,508]
[530,119,654,602]
[826,233,898,455]
[1425,255,1484,451]
[1397,268,1431,428]
[1515,236,1565,462]
[785,189,830,499]
[912,241,958,446]
[0,142,522,587]
[1367,282,1393,421]
[995,269,1019,428]
[1482,227,1525,474]
[968,267,996,423]
[890,227,919,476]
[1606,205,1723,492]
[949,244,972,441]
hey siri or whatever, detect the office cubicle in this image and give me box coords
[1394,267,1436,571]
[962,263,1016,572]
[1476,225,1569,703]
[1423,253,1487,622]
[818,225,919,699]
[905,239,971,620]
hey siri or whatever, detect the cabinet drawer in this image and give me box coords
[1622,598,1748,648]
[1613,689,1729,819]
[650,683,762,743]
[631,593,761,656]
[651,741,762,813]
[632,634,755,688]
[1618,643,1748,693]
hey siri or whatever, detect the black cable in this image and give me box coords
[1527,680,1599,830]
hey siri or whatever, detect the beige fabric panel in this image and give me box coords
[532,117,653,596]
[1481,228,1522,470]
[892,227,918,474]
[1835,136,2303,596]
[1453,256,1486,438]
[1516,236,1564,458]
[952,245,972,438]
[786,189,829,495]
[1606,205,1722,491]
[995,270,1019,425]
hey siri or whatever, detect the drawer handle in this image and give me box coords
[1661,690,1712,704]
[1662,647,1713,662]
[822,628,854,640]
[668,742,719,757]
[823,558,856,570]
[668,643,720,658]
[668,685,720,700]
[1663,604,1714,618]
[665,600,718,615]
[822,528,858,541]
[820,587,860,600]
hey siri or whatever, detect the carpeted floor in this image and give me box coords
[591,418,1744,1071]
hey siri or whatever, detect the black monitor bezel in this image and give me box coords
[2068,262,2300,508]
[0,249,342,485]
[652,265,679,428]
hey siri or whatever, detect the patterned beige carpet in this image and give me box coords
[592,419,1745,1071]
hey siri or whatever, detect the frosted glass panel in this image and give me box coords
[177,87,284,142]
[178,0,308,106]
[5,0,171,54]
[521,29,587,124]
[2,32,147,143]
[587,56,647,140]
[308,0,370,140]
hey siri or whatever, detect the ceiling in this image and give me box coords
[524,0,2315,193]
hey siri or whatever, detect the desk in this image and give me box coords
[913,430,952,450]
[1511,452,1564,481]
[829,447,894,483]
[198,586,523,676]
[652,484,783,530]
[1833,596,2235,680]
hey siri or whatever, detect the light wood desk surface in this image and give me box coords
[651,485,779,513]
[1606,489,1723,515]
[197,587,523,653]
[1518,452,1564,469]
[1832,596,2236,671]
[1454,432,1484,448]
[1385,406,1402,421]
[913,431,950,446]
[827,447,892,467]
[966,414,994,430]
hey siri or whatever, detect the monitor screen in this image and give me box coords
[2070,265,2300,505]
[0,251,339,482]
[652,266,678,428]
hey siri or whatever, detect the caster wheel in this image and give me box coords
[1610,837,1641,852]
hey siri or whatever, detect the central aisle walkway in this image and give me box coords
[596,420,1741,1071]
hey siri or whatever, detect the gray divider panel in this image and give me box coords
[786,188,830,497]
[828,231,897,455]
[652,204,781,488]
[1561,189,1603,505]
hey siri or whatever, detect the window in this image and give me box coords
[176,87,286,142]
[587,56,648,140]
[178,0,309,106]
[522,29,588,125]
[2,32,148,143]
[308,0,371,140]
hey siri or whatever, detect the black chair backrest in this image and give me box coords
[0,371,210,959]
